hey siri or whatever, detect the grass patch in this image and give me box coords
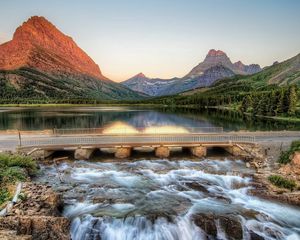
[0,153,38,176]
[0,154,37,207]
[0,189,11,206]
[268,175,297,191]
[278,140,300,164]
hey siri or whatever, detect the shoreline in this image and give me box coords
[1,103,299,123]
[0,103,167,108]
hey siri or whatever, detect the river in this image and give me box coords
[36,159,300,240]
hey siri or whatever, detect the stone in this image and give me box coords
[193,213,217,237]
[190,146,206,158]
[0,230,32,240]
[155,146,170,158]
[292,152,300,166]
[224,145,248,157]
[218,215,243,240]
[0,216,70,240]
[115,147,131,159]
[185,182,208,193]
[44,150,54,158]
[193,213,243,239]
[10,183,63,217]
[278,164,293,175]
[249,231,264,240]
[74,148,95,160]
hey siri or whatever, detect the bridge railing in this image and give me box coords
[53,127,224,135]
[19,134,255,148]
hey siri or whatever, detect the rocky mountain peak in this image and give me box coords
[234,61,261,75]
[13,16,76,46]
[203,49,232,66]
[234,60,243,65]
[135,72,147,78]
[234,61,245,70]
[207,49,227,57]
[0,16,105,80]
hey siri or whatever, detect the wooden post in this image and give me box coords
[18,130,22,147]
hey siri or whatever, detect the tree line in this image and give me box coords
[240,85,298,117]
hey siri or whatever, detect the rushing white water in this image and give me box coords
[38,159,300,240]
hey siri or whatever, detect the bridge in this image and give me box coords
[6,127,298,160]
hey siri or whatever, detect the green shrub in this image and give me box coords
[0,154,37,176]
[278,140,300,164]
[279,151,292,164]
[0,167,27,184]
[0,154,37,206]
[268,175,297,191]
[18,193,27,201]
[0,188,10,206]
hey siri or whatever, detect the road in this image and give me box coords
[0,131,299,151]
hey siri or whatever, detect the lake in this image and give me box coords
[0,106,299,131]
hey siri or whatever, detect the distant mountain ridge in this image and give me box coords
[185,52,300,97]
[122,73,178,96]
[122,49,262,96]
[186,49,261,78]
[0,16,144,100]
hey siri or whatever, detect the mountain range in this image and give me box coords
[122,49,261,96]
[0,16,298,102]
[0,16,144,100]
[201,52,300,97]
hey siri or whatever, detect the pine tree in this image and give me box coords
[240,95,252,113]
[287,85,298,116]
[269,90,277,116]
[276,89,285,115]
[252,95,260,116]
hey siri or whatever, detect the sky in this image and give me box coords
[0,0,300,82]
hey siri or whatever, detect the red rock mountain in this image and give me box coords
[0,16,106,80]
[0,16,144,100]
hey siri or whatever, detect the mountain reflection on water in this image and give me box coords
[0,106,299,131]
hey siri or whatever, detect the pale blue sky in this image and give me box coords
[1,0,300,81]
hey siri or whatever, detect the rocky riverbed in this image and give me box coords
[1,145,300,240]
[0,183,70,240]
[33,158,300,239]
[248,148,300,207]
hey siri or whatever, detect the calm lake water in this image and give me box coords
[0,106,299,131]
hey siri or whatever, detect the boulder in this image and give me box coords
[115,147,132,159]
[74,148,95,160]
[193,213,217,237]
[249,231,264,240]
[0,216,70,240]
[185,182,208,193]
[292,152,300,166]
[190,146,206,158]
[10,183,63,216]
[219,215,243,240]
[155,146,170,158]
[193,213,243,239]
[0,230,32,240]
